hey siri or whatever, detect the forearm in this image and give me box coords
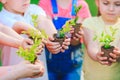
[13,22,34,34]
[0,32,23,48]
[83,28,99,61]
[0,66,18,80]
[38,15,57,37]
[86,46,99,61]
[0,24,23,40]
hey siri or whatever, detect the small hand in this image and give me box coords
[96,51,112,66]
[109,47,120,63]
[45,37,62,54]
[21,38,33,49]
[61,38,71,52]
[35,42,45,55]
[14,60,44,79]
[71,27,83,41]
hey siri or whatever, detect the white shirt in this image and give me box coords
[0,4,48,80]
[0,4,46,27]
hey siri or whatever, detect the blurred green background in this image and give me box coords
[0,0,97,66]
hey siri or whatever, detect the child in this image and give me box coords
[0,23,44,80]
[39,0,91,80]
[82,0,120,80]
[0,0,70,80]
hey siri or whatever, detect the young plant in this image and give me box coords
[56,25,71,38]
[54,5,82,45]
[53,22,73,45]
[93,26,117,49]
[17,14,48,63]
[65,5,82,37]
[93,26,118,60]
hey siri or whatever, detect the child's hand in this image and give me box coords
[109,47,120,63]
[70,27,83,46]
[45,37,62,54]
[96,51,112,66]
[70,27,83,41]
[31,60,44,78]
[21,38,33,49]
[61,38,71,52]
[35,42,45,55]
[35,39,47,55]
[13,60,44,79]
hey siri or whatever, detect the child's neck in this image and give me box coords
[57,0,72,9]
[101,16,118,25]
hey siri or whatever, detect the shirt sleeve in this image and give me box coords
[82,17,94,30]
[77,0,91,19]
[28,4,46,17]
[0,14,16,28]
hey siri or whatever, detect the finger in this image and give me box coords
[96,52,108,61]
[36,49,43,55]
[61,49,65,53]
[48,37,54,41]
[109,53,117,59]
[62,41,70,46]
[109,58,116,63]
[99,61,110,65]
[113,49,120,57]
[61,45,69,50]
[46,41,60,46]
[98,56,108,61]
[49,47,62,54]
[25,38,33,45]
[47,44,61,50]
[42,39,47,44]
[62,38,71,45]
[48,46,61,54]
[73,37,79,41]
[70,27,74,33]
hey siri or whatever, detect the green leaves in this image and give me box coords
[57,5,82,38]
[31,14,39,28]
[57,24,71,38]
[17,14,48,63]
[17,29,42,63]
[74,5,82,16]
[17,46,37,64]
[93,26,118,49]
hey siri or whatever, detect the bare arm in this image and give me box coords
[83,27,99,61]
[12,22,34,34]
[37,15,57,37]
[0,31,23,48]
[0,23,23,40]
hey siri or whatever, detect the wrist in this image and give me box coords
[2,66,19,80]
[18,38,24,48]
[10,65,23,79]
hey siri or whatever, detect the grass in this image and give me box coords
[85,0,98,16]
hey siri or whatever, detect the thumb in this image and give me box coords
[25,38,33,45]
[48,36,54,41]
